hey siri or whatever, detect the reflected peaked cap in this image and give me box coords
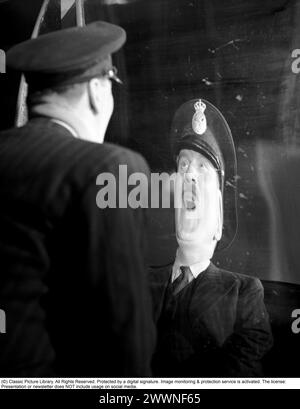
[7,21,126,90]
[171,98,238,250]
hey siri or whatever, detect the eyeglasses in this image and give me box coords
[103,66,123,85]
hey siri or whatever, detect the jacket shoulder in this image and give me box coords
[0,119,149,186]
[209,264,263,293]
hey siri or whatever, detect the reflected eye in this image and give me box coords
[179,158,189,172]
[198,162,210,172]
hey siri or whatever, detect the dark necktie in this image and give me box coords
[172,266,193,295]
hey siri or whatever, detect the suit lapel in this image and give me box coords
[149,262,237,327]
[188,263,236,322]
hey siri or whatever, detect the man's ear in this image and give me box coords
[215,189,223,242]
[87,78,101,114]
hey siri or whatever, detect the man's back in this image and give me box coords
[0,118,155,376]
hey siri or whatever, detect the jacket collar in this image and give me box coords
[30,101,95,141]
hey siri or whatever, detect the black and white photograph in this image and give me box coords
[0,0,300,397]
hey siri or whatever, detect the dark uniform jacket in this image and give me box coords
[149,262,273,377]
[0,118,155,377]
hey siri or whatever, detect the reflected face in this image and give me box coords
[175,149,222,243]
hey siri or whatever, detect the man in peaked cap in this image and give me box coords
[149,98,273,377]
[0,22,155,376]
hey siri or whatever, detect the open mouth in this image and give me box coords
[183,192,196,211]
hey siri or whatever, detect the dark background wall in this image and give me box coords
[1,0,300,284]
[0,0,60,127]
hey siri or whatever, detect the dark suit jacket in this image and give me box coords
[0,118,155,377]
[149,262,273,377]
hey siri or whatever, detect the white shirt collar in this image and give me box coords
[172,253,210,283]
[51,119,78,138]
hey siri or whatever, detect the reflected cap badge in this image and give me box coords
[192,99,207,135]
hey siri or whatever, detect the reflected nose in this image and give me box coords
[184,173,195,184]
[184,164,197,184]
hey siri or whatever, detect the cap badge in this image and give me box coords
[192,99,207,135]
